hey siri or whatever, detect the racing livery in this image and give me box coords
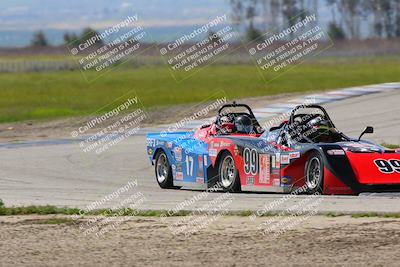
[146,103,400,195]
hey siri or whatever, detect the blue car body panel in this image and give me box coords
[146,132,212,188]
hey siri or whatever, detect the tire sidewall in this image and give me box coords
[218,151,241,192]
[155,150,173,188]
[304,151,324,194]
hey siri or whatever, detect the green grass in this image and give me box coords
[0,204,192,217]
[0,56,399,123]
[351,213,400,218]
[1,202,400,218]
[381,143,400,149]
[0,205,80,216]
[324,212,346,217]
[29,217,76,225]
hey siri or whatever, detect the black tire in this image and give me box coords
[304,151,324,194]
[154,150,174,189]
[218,151,241,192]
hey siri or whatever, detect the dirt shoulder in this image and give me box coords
[1,215,399,266]
[0,92,307,143]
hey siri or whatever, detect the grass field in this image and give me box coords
[0,56,399,123]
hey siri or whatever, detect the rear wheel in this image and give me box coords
[305,152,324,194]
[218,151,241,192]
[155,150,174,189]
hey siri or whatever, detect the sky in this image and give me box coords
[0,0,229,30]
[0,0,332,47]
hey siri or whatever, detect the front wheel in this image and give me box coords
[218,151,241,192]
[304,152,324,194]
[155,150,174,189]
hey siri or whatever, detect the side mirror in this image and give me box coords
[358,126,374,141]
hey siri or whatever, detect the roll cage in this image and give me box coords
[214,102,263,135]
[278,104,350,144]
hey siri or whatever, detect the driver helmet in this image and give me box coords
[309,117,330,135]
[218,115,234,134]
[220,115,232,123]
[234,115,253,134]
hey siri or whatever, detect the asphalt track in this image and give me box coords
[1,89,400,214]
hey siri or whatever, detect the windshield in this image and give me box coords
[261,106,350,145]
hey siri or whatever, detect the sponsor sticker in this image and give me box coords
[271,155,276,168]
[147,138,155,147]
[259,154,270,184]
[275,153,281,168]
[175,163,182,172]
[209,148,217,157]
[196,171,203,178]
[204,155,208,166]
[176,172,184,180]
[273,178,280,187]
[246,177,255,185]
[212,142,220,148]
[289,151,300,159]
[171,164,176,177]
[234,145,239,156]
[220,141,230,147]
[156,140,164,146]
[281,176,291,185]
[174,147,183,161]
[344,143,365,148]
[281,154,290,164]
[196,177,204,184]
[197,156,204,177]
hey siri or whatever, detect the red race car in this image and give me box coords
[147,102,400,195]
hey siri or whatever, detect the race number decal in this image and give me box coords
[374,159,400,174]
[244,148,258,175]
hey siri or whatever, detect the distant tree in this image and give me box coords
[229,0,244,27]
[80,27,103,45]
[207,30,222,43]
[327,22,346,40]
[245,1,263,40]
[282,0,299,27]
[230,0,400,40]
[327,0,338,24]
[396,0,400,37]
[31,31,48,47]
[63,32,70,44]
[63,32,79,46]
[270,0,281,31]
[380,0,396,38]
[365,0,397,38]
[246,22,263,40]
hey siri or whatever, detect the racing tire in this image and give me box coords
[304,151,324,194]
[154,150,175,189]
[218,151,241,193]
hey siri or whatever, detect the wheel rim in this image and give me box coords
[306,157,321,190]
[156,154,168,183]
[220,156,236,188]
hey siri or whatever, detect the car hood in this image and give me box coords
[336,142,385,153]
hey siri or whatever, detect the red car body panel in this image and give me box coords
[323,167,354,195]
[346,152,400,184]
